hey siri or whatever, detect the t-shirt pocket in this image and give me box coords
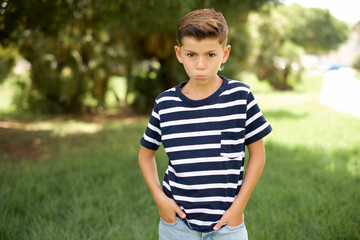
[220,130,245,159]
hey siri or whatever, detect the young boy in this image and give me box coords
[138,8,272,239]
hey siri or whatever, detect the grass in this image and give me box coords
[243,72,360,239]
[1,72,360,239]
[0,120,159,240]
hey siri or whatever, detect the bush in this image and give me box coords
[352,53,360,71]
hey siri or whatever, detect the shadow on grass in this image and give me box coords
[0,112,148,165]
[0,127,58,163]
[0,126,107,164]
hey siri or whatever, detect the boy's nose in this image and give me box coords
[196,57,206,70]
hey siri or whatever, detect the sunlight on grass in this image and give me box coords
[51,121,103,136]
[0,120,103,136]
[241,71,324,108]
[347,156,360,176]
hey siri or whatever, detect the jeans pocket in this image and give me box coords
[160,217,180,227]
[224,222,245,231]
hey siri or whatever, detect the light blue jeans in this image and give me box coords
[159,217,248,240]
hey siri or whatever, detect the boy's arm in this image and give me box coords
[213,139,266,231]
[138,146,186,223]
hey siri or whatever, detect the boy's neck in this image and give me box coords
[181,76,223,101]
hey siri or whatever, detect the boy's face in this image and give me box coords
[174,37,231,84]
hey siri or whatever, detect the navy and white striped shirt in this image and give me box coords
[141,76,272,232]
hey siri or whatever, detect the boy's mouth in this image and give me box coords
[196,75,206,80]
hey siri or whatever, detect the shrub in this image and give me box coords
[352,53,360,71]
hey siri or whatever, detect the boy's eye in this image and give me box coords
[208,53,216,57]
[187,53,195,57]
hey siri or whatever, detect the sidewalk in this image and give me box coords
[320,67,360,118]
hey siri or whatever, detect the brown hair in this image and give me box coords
[176,9,229,47]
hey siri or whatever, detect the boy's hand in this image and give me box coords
[156,195,186,223]
[214,139,266,231]
[213,208,243,231]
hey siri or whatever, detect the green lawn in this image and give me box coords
[1,73,359,239]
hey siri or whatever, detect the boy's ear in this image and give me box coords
[174,45,183,63]
[221,45,231,64]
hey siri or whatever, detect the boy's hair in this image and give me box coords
[176,8,228,47]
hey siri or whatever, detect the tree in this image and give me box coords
[251,4,350,90]
[0,0,278,113]
[0,45,17,83]
[1,0,129,112]
[351,21,360,71]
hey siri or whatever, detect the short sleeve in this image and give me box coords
[140,102,162,151]
[244,91,272,145]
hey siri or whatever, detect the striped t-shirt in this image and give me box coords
[140,76,272,232]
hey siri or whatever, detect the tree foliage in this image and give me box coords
[279,4,350,54]
[351,22,360,71]
[0,0,278,113]
[251,3,350,90]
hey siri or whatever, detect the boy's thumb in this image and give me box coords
[213,219,225,231]
[175,206,186,219]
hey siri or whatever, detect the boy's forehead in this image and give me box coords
[180,36,223,51]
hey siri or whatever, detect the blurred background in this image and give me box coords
[0,0,359,239]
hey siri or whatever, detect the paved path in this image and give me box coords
[320,68,360,118]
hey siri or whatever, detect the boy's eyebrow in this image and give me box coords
[183,49,217,53]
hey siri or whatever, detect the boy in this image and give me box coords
[138,8,272,239]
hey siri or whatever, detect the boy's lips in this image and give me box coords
[197,75,206,80]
